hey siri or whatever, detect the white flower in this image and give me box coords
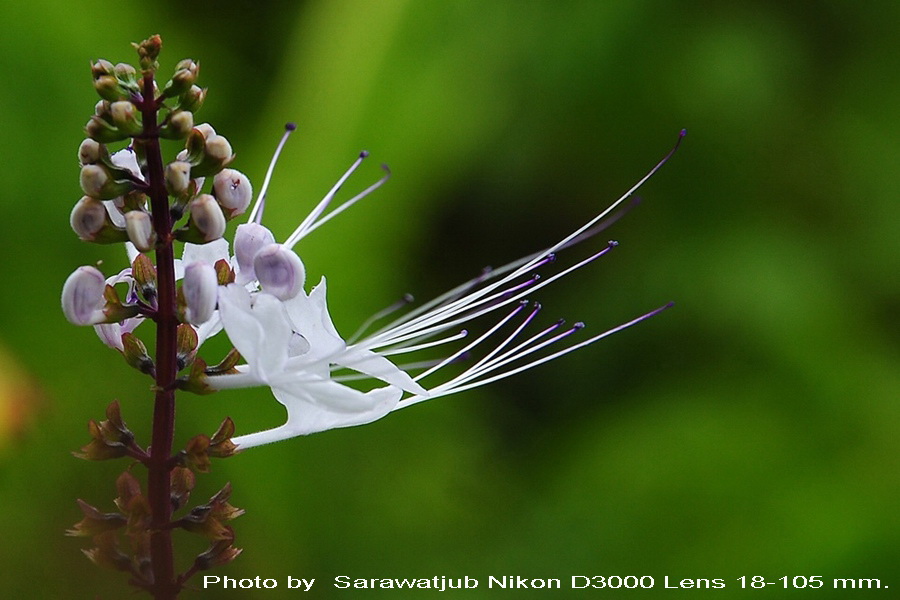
[209,281,425,447]
[199,127,683,449]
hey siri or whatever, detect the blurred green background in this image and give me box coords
[1,1,897,598]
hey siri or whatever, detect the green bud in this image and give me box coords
[113,62,137,82]
[131,253,157,301]
[132,34,162,74]
[85,115,127,143]
[176,324,199,371]
[189,134,234,178]
[162,59,199,98]
[94,74,123,102]
[121,332,154,375]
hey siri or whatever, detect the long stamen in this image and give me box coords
[283,152,373,249]
[412,300,528,382]
[370,129,685,343]
[348,292,415,343]
[376,329,468,356]
[366,242,617,350]
[247,122,296,224]
[294,164,391,241]
[400,302,674,404]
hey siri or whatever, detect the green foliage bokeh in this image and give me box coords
[0,1,897,598]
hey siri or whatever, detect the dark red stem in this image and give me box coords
[139,73,180,600]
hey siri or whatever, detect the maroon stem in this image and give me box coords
[140,73,180,600]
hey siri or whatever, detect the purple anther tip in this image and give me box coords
[460,329,468,336]
[608,240,619,247]
[518,299,530,306]
[533,302,542,310]
[402,293,415,303]
[555,318,566,325]
[285,122,297,131]
[665,301,675,308]
[573,322,585,329]
[381,163,391,173]
[546,253,556,262]
[359,150,370,158]
[531,274,541,281]
[679,128,688,137]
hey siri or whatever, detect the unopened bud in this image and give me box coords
[194,123,216,140]
[131,253,157,301]
[109,101,141,136]
[180,195,226,243]
[122,332,154,375]
[254,244,305,300]
[113,62,137,81]
[176,324,199,371]
[213,169,252,218]
[160,110,194,140]
[164,59,199,97]
[94,74,122,101]
[165,161,192,196]
[233,223,275,284]
[125,211,156,252]
[80,164,132,199]
[85,115,126,143]
[62,266,107,325]
[91,59,114,79]
[78,139,103,165]
[180,85,206,112]
[70,196,106,239]
[205,135,233,162]
[183,262,218,325]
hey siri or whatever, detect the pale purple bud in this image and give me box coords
[165,161,192,195]
[213,169,252,217]
[79,164,109,197]
[194,123,216,140]
[78,139,102,165]
[124,211,156,252]
[110,101,141,135]
[254,244,305,300]
[205,135,233,162]
[62,266,107,325]
[233,223,275,284]
[183,262,218,325]
[70,196,107,240]
[189,194,226,242]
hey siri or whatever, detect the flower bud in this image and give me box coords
[165,160,192,196]
[180,85,206,112]
[254,244,305,300]
[113,62,137,81]
[186,195,226,242]
[194,123,216,140]
[70,196,106,240]
[233,223,276,284]
[160,110,194,140]
[62,266,107,325]
[94,74,123,101]
[125,210,156,252]
[163,59,199,98]
[85,115,126,143]
[205,135,233,162]
[78,139,103,165]
[91,59,114,79]
[109,101,141,136]
[121,332,154,375]
[183,262,219,325]
[213,169,252,218]
[80,164,132,199]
